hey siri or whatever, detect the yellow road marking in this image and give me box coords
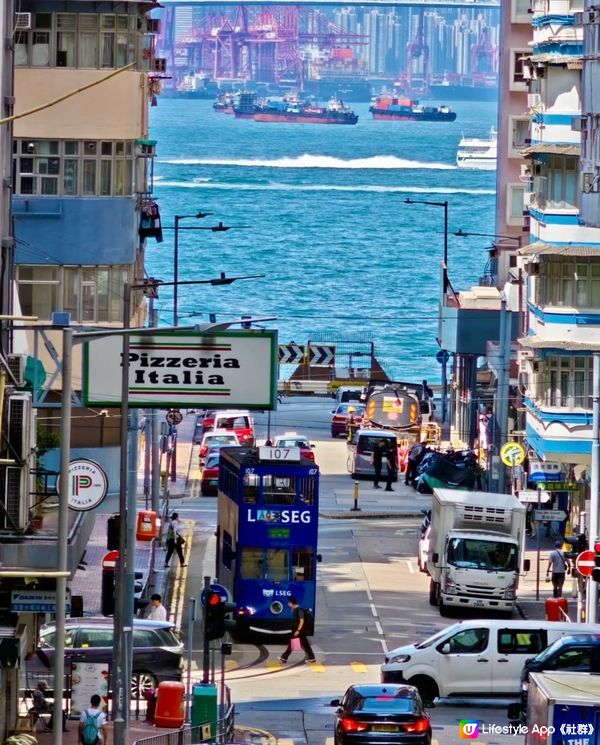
[277,739,294,745]
[351,662,368,673]
[266,661,281,669]
[308,662,326,672]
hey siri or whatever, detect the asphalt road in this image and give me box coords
[178,397,524,745]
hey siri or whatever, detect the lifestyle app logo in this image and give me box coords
[459,721,480,739]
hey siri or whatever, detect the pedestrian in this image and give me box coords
[384,439,398,492]
[526,502,537,538]
[30,681,52,732]
[546,540,570,598]
[164,512,186,568]
[146,593,167,621]
[422,380,434,399]
[278,596,316,664]
[78,694,108,745]
[372,439,387,489]
[405,441,425,486]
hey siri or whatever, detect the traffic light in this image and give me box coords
[564,533,587,561]
[592,541,600,583]
[204,591,238,640]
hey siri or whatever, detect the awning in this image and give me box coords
[530,54,583,68]
[520,142,580,156]
[519,336,600,351]
[520,242,600,257]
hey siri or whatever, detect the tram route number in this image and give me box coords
[258,446,301,462]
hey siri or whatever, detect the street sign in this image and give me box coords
[517,490,551,504]
[200,582,230,605]
[436,350,450,365]
[308,344,335,366]
[56,459,109,512]
[535,481,579,492]
[11,590,71,613]
[576,550,596,577]
[500,441,526,467]
[529,460,563,482]
[533,509,567,522]
[278,344,305,364]
[101,550,120,570]
[166,409,183,426]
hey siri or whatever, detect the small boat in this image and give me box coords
[369,96,456,122]
[456,127,498,170]
[213,92,235,114]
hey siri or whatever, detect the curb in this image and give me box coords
[319,510,424,520]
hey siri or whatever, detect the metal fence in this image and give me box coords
[133,705,236,745]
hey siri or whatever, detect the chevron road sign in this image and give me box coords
[278,344,305,364]
[309,344,335,366]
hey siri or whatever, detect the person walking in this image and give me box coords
[78,694,108,745]
[546,540,570,598]
[164,512,186,568]
[278,596,316,664]
[384,439,398,492]
[146,593,167,621]
[405,441,425,486]
[372,439,387,489]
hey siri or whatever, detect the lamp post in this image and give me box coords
[170,213,212,326]
[405,198,449,429]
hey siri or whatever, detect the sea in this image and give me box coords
[148,98,498,384]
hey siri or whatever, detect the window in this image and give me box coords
[538,259,600,309]
[542,355,593,408]
[510,49,530,91]
[511,0,532,23]
[539,155,578,209]
[13,139,135,197]
[444,628,489,654]
[240,547,264,580]
[292,547,315,581]
[265,548,289,581]
[497,630,546,655]
[299,475,316,505]
[223,530,233,570]
[553,648,592,670]
[263,475,296,505]
[78,628,113,647]
[243,473,259,503]
[133,629,159,647]
[509,116,530,155]
[506,183,526,226]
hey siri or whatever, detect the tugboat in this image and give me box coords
[213,92,235,114]
[253,96,358,124]
[369,95,456,122]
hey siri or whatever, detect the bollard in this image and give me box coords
[351,481,361,512]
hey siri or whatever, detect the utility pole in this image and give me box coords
[587,353,600,623]
[496,294,512,493]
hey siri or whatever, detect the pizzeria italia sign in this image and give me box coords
[84,330,278,409]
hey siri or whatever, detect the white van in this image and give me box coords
[347,429,398,478]
[381,619,600,703]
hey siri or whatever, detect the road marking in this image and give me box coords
[375,621,383,635]
[308,662,326,672]
[406,560,415,574]
[266,661,281,669]
[366,588,373,601]
[351,661,368,673]
[370,603,377,617]
[277,739,294,745]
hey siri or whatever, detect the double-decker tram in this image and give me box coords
[216,445,319,638]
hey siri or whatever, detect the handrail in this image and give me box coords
[133,705,235,745]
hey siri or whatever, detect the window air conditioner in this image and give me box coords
[14,12,32,30]
[7,354,27,386]
[0,393,33,531]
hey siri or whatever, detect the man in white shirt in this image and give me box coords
[146,593,167,621]
[78,694,107,745]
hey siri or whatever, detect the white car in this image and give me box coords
[198,429,240,463]
[272,432,316,461]
[417,526,430,574]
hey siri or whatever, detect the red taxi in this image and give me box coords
[331,403,365,438]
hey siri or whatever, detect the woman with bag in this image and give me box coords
[164,512,186,568]
[278,596,316,664]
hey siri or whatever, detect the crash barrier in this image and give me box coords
[278,380,330,396]
[133,704,235,745]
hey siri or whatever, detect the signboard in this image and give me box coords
[258,446,301,462]
[535,481,579,492]
[517,490,551,504]
[576,550,596,577]
[308,344,335,366]
[101,550,119,570]
[57,460,108,512]
[84,330,278,409]
[70,662,109,717]
[533,509,567,522]
[11,590,71,613]
[529,459,563,482]
[436,350,450,365]
[278,344,305,364]
[500,441,526,467]
[166,409,183,426]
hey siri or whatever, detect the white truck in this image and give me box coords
[426,489,529,615]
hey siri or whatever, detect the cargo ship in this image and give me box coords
[253,96,358,124]
[233,92,260,119]
[426,73,498,102]
[369,96,456,122]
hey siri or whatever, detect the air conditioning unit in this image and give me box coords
[147,19,161,34]
[7,354,27,386]
[152,58,167,73]
[527,93,542,108]
[583,172,600,193]
[0,394,33,531]
[7,393,32,462]
[14,12,32,30]
[1,466,29,531]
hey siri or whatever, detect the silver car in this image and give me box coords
[347,429,398,478]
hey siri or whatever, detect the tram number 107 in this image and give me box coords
[258,446,301,462]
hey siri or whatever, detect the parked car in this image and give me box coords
[37,618,183,698]
[330,684,431,745]
[212,410,255,446]
[200,451,221,496]
[272,432,315,461]
[331,403,365,438]
[347,429,398,480]
[198,430,240,463]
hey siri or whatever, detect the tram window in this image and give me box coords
[292,548,315,581]
[263,475,296,505]
[300,476,315,505]
[223,530,233,570]
[266,548,289,582]
[243,472,259,503]
[240,547,264,580]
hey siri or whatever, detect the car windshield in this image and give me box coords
[415,624,461,649]
[447,538,518,571]
[357,696,416,713]
[206,435,236,445]
[205,456,220,468]
[277,439,309,448]
[217,416,249,429]
[533,639,564,664]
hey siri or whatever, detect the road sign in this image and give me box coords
[278,344,305,364]
[535,481,579,492]
[10,590,71,613]
[166,409,183,426]
[500,441,526,467]
[576,550,596,577]
[529,459,563,482]
[517,490,551,504]
[102,549,120,570]
[436,350,450,365]
[200,582,230,605]
[533,509,567,522]
[309,344,335,366]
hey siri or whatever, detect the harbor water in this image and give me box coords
[149,98,498,382]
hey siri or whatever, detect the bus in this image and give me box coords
[216,445,320,638]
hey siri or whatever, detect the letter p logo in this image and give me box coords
[459,721,479,739]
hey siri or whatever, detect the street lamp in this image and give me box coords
[405,198,449,428]
[453,228,522,248]
[170,213,212,327]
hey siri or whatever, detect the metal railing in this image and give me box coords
[133,705,235,745]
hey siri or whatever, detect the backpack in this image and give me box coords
[166,521,175,541]
[82,710,101,745]
[302,608,314,634]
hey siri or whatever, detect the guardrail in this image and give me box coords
[133,706,235,745]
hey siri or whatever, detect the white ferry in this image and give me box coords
[456,127,497,170]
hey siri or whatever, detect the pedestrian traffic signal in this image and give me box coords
[204,591,238,640]
[592,541,600,583]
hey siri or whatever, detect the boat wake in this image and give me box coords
[154,180,495,196]
[157,153,457,170]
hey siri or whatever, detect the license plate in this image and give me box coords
[210,480,218,486]
[473,600,485,608]
[371,725,399,732]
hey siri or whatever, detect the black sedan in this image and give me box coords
[331,684,431,745]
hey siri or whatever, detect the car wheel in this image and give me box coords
[428,580,439,607]
[439,600,451,617]
[408,675,439,706]
[131,671,157,700]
